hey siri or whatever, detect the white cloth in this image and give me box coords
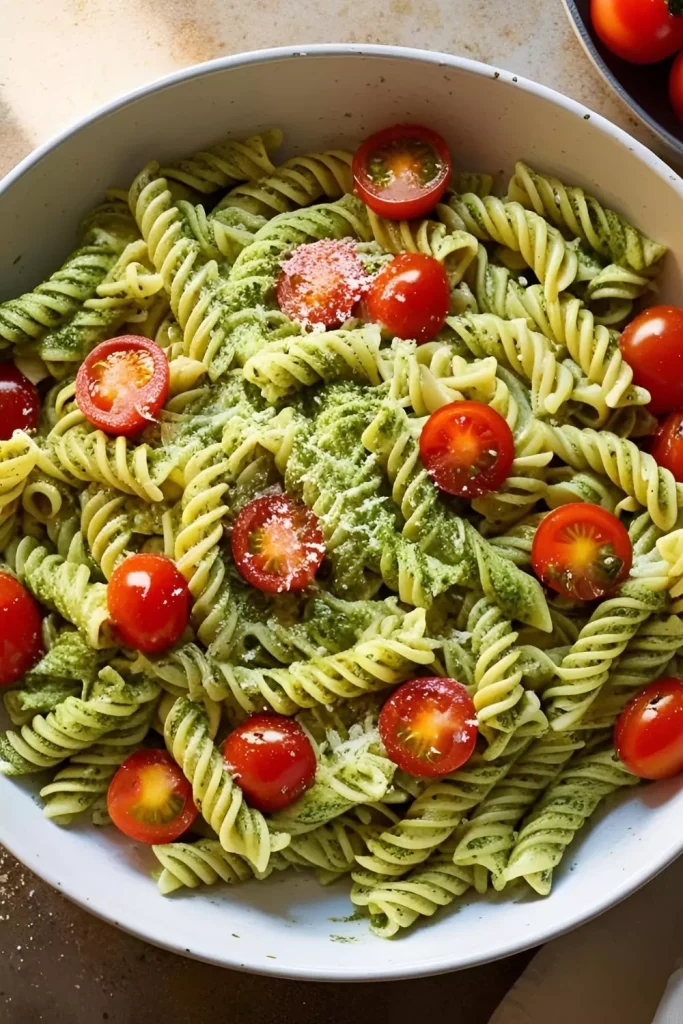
[489,855,683,1024]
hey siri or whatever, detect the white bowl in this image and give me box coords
[2,44,683,981]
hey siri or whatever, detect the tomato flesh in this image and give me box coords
[419,400,515,498]
[0,364,40,440]
[107,749,198,843]
[276,239,369,328]
[107,553,191,653]
[619,306,683,415]
[379,677,477,777]
[75,335,170,437]
[231,495,325,594]
[353,124,452,220]
[223,713,317,812]
[531,502,632,602]
[0,572,42,687]
[651,411,683,481]
[365,252,449,344]
[615,677,683,779]
[591,0,683,63]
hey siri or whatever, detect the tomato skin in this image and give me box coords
[615,677,683,779]
[0,364,40,440]
[107,749,198,843]
[651,411,683,481]
[0,572,43,687]
[107,554,191,654]
[223,713,317,812]
[591,0,683,64]
[231,495,325,594]
[276,239,369,328]
[531,503,632,602]
[619,306,683,415]
[379,677,477,777]
[365,253,449,344]
[670,50,683,123]
[75,335,169,438]
[353,124,452,220]
[419,400,515,498]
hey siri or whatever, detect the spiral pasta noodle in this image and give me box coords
[243,325,386,402]
[503,745,639,894]
[219,608,438,716]
[357,840,473,938]
[0,667,159,775]
[14,538,113,648]
[160,129,282,194]
[164,696,289,872]
[0,199,138,346]
[446,313,576,416]
[437,192,579,300]
[213,148,353,218]
[452,730,585,889]
[541,422,683,530]
[543,579,667,730]
[367,208,478,283]
[39,702,155,823]
[508,161,667,272]
[505,282,649,409]
[351,728,535,885]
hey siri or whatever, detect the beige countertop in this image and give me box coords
[0,3,675,1022]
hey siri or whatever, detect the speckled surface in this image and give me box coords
[0,3,676,1021]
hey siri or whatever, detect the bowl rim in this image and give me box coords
[562,0,683,157]
[3,42,683,981]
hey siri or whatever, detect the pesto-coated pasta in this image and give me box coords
[0,128,675,941]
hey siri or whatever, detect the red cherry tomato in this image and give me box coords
[651,411,683,481]
[591,0,683,63]
[0,572,42,687]
[223,713,317,812]
[107,749,198,843]
[75,335,169,438]
[276,239,369,328]
[107,553,190,654]
[379,677,478,777]
[615,677,683,779]
[365,253,449,344]
[531,503,632,602]
[620,306,683,415]
[231,495,325,594]
[0,364,40,440]
[419,400,515,498]
[670,50,683,123]
[353,124,452,220]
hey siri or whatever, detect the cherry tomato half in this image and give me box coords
[531,503,632,602]
[107,553,191,654]
[615,677,683,779]
[670,50,683,124]
[276,239,369,328]
[419,400,515,498]
[651,411,683,481]
[0,571,42,687]
[223,713,317,812]
[353,124,452,220]
[107,749,198,843]
[365,253,449,344]
[620,306,683,415]
[231,495,325,594]
[379,677,478,777]
[591,0,683,64]
[75,335,170,438]
[0,364,40,440]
